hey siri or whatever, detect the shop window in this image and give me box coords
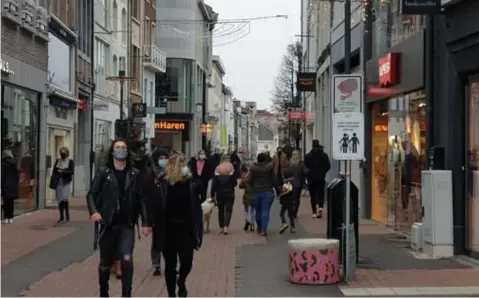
[371,102,389,224]
[48,33,72,92]
[1,84,39,216]
[467,82,479,254]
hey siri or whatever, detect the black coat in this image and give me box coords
[149,175,203,252]
[86,166,148,227]
[189,158,211,183]
[210,172,237,200]
[1,157,19,199]
[304,147,331,182]
[53,159,75,183]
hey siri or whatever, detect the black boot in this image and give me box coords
[65,201,70,222]
[99,269,110,297]
[177,279,188,297]
[57,202,64,223]
[121,286,132,297]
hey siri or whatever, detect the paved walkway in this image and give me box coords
[2,192,479,297]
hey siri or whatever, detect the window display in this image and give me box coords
[371,102,389,224]
[1,84,39,216]
[467,82,479,255]
[387,94,426,232]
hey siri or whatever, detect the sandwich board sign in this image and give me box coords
[332,112,364,161]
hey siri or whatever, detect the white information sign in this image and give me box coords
[332,112,364,160]
[333,75,363,113]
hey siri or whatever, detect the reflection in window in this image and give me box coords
[1,84,38,214]
[48,34,71,92]
[94,119,112,165]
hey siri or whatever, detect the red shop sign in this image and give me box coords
[378,53,399,87]
[288,111,306,121]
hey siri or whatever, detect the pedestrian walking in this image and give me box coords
[189,149,211,203]
[272,147,287,185]
[145,147,169,276]
[156,152,203,297]
[50,147,74,223]
[289,150,306,218]
[1,149,19,223]
[249,152,281,236]
[304,140,331,218]
[239,169,255,232]
[87,138,151,297]
[210,160,237,235]
[278,161,296,234]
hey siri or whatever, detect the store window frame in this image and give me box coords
[1,82,41,214]
[466,74,479,258]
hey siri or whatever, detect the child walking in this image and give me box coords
[279,162,296,234]
[239,169,255,231]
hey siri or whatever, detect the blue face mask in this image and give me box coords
[181,166,190,176]
[112,148,128,161]
[158,159,167,167]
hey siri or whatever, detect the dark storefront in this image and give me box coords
[365,31,427,234]
[1,12,49,215]
[432,0,479,256]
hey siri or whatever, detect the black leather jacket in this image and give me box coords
[87,166,148,227]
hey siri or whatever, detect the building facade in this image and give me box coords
[75,0,95,197]
[1,0,49,213]
[142,0,166,151]
[208,55,226,150]
[91,0,127,175]
[45,2,78,205]
[429,0,479,257]
[154,0,216,157]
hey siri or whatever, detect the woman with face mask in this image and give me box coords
[144,147,169,276]
[189,149,211,203]
[87,138,151,297]
[49,147,74,223]
[156,152,203,297]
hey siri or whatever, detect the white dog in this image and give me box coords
[201,198,216,233]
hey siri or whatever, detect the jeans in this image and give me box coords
[252,192,275,231]
[98,225,135,297]
[163,221,194,297]
[217,196,234,228]
[151,226,162,268]
[308,180,325,213]
[243,204,255,223]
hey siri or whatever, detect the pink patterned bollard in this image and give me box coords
[288,239,341,285]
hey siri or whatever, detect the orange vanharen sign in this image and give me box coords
[154,121,186,130]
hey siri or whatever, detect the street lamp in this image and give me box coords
[119,56,126,120]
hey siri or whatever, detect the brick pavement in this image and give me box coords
[1,208,86,266]
[294,197,479,294]
[21,187,266,297]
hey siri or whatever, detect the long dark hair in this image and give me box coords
[106,138,133,170]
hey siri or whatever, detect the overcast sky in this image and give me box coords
[205,0,300,110]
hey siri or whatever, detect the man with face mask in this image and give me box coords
[87,138,151,297]
[189,149,211,203]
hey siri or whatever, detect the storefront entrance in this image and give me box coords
[466,79,479,257]
[1,83,40,215]
[370,91,427,233]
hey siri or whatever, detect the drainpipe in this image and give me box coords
[89,0,96,185]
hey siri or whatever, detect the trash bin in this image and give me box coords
[326,176,359,264]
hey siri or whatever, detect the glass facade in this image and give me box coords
[467,81,479,255]
[1,84,39,215]
[372,0,425,57]
[370,92,427,232]
[157,58,193,113]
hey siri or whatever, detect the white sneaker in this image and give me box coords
[8,218,13,224]
[312,213,317,218]
[1,219,8,224]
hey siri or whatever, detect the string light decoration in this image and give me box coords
[155,15,287,48]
